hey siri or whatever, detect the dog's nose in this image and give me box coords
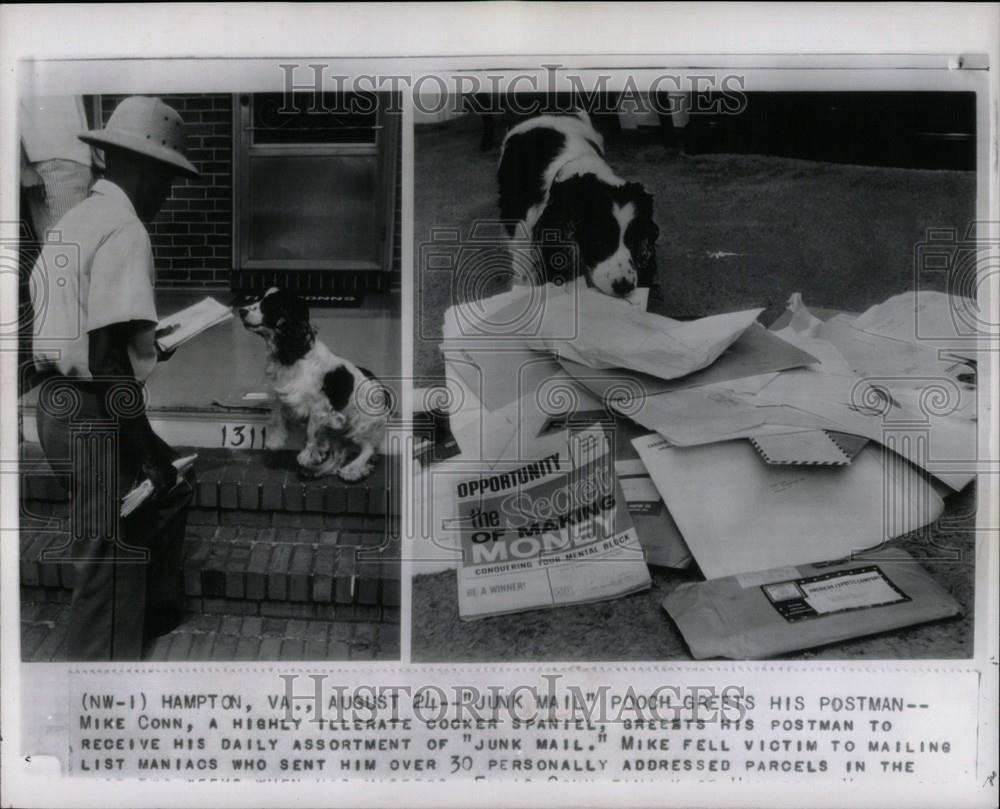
[611,278,635,296]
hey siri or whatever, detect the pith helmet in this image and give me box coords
[79,96,199,178]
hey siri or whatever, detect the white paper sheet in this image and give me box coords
[443,353,604,462]
[531,292,763,378]
[557,323,817,397]
[851,289,979,354]
[633,435,944,579]
[574,371,825,446]
[441,358,488,460]
[156,297,233,351]
[441,346,564,412]
[443,283,762,381]
[819,313,963,380]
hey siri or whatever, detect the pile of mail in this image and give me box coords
[425,282,973,656]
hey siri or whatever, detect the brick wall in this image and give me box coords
[100,94,233,289]
[100,93,401,291]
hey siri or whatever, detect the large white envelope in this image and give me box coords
[633,434,945,580]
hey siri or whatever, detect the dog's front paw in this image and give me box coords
[338,460,373,482]
[265,429,287,450]
[296,447,320,468]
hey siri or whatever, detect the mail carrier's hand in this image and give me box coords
[142,450,177,495]
[154,323,179,362]
[141,433,179,495]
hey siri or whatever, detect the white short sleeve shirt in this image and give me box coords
[31,179,158,380]
[19,96,92,166]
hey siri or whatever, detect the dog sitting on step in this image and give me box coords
[238,287,389,481]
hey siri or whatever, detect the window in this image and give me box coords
[234,92,398,273]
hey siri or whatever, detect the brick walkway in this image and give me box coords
[21,602,400,663]
[21,525,401,614]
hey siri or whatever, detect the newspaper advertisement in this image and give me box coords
[1,4,998,809]
[455,428,650,619]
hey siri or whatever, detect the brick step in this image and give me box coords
[19,444,397,523]
[20,525,402,609]
[21,603,401,663]
[19,584,400,624]
[25,499,386,533]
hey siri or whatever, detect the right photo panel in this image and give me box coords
[410,81,980,663]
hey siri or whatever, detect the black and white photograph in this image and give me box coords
[16,87,402,663]
[411,83,984,662]
[0,5,997,809]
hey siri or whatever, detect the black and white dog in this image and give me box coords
[238,288,389,481]
[498,111,659,297]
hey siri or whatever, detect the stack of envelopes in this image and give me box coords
[431,283,973,654]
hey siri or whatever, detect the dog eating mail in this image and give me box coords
[498,111,660,297]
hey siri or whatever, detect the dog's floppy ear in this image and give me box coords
[275,291,311,326]
[623,182,658,242]
[622,182,660,289]
[531,177,589,286]
[271,292,316,365]
[261,289,311,326]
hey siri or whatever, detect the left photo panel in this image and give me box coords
[16,88,403,662]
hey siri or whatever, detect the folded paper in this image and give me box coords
[156,297,233,352]
[442,282,762,381]
[559,323,817,395]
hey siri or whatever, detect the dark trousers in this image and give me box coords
[36,378,194,660]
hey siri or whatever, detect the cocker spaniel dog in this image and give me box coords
[238,287,389,481]
[498,110,660,297]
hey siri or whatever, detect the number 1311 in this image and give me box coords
[220,424,266,449]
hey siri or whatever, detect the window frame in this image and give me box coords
[232,92,399,273]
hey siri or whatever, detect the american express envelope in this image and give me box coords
[663,549,962,659]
